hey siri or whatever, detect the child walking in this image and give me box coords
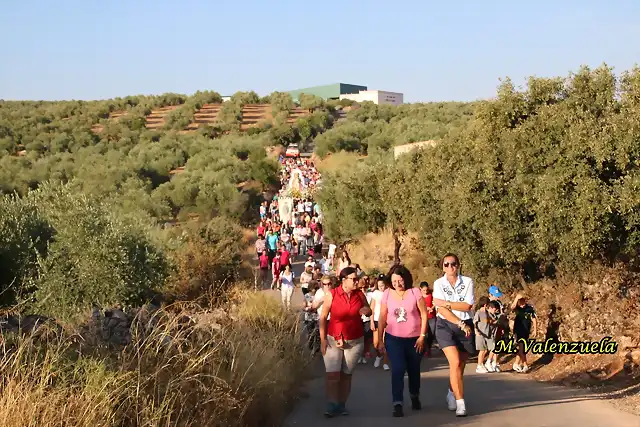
[484,300,502,372]
[473,296,499,373]
[303,281,321,354]
[420,281,437,357]
[511,293,537,373]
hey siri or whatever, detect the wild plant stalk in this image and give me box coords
[0,287,310,427]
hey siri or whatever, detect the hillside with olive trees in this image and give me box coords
[0,86,475,426]
[315,65,640,405]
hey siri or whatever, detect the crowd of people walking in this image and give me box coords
[255,152,539,419]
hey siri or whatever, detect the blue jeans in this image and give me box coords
[384,333,424,405]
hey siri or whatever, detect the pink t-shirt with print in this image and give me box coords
[382,288,422,338]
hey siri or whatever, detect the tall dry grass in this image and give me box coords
[0,287,309,427]
[344,228,441,282]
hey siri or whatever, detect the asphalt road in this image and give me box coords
[261,258,640,427]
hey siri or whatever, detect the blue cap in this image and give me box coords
[489,285,503,298]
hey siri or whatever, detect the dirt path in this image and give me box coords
[262,279,640,427]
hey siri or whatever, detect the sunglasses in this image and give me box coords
[443,262,459,268]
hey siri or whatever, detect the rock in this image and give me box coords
[110,309,128,321]
[618,336,635,350]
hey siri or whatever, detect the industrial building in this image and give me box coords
[286,83,403,105]
[287,83,368,103]
[339,90,403,105]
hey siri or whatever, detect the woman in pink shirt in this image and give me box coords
[377,264,428,418]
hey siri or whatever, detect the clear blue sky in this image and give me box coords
[2,0,639,102]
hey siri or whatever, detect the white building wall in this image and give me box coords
[339,90,404,105]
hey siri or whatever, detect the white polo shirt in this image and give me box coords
[432,274,475,321]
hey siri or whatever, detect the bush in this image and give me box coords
[0,194,54,306]
[164,217,244,301]
[23,184,169,320]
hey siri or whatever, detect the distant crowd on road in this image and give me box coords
[255,152,540,420]
[254,155,334,309]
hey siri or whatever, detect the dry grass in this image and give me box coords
[313,151,367,175]
[344,229,440,283]
[0,287,309,427]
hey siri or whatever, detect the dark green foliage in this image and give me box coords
[314,101,476,158]
[318,65,640,280]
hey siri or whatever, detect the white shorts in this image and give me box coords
[323,335,364,374]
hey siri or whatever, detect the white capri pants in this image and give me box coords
[322,335,364,374]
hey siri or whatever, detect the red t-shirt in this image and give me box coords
[272,257,281,275]
[259,254,269,269]
[257,225,265,236]
[280,250,290,266]
[424,294,435,319]
[327,286,366,340]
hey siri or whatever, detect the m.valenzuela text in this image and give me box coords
[495,337,617,355]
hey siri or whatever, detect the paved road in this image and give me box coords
[261,261,640,427]
[284,352,640,427]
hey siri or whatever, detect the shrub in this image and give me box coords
[164,217,244,301]
[24,184,169,320]
[0,194,54,306]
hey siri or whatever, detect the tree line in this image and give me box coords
[317,65,640,283]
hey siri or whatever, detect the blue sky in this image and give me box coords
[2,0,639,102]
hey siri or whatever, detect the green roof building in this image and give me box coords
[287,83,367,103]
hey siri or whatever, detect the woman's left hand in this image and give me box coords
[414,336,425,354]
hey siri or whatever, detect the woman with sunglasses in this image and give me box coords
[432,253,476,417]
[319,266,372,417]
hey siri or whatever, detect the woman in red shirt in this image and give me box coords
[319,266,372,418]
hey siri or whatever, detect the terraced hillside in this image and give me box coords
[145,105,179,130]
[286,107,309,124]
[86,103,311,134]
[184,103,222,130]
[240,104,272,130]
[91,110,128,133]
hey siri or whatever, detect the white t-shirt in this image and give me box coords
[432,274,475,321]
[313,287,329,320]
[371,289,384,322]
[361,291,373,322]
[300,271,313,288]
[319,258,330,275]
[304,293,318,322]
[280,271,295,288]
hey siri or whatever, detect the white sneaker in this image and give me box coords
[374,356,382,368]
[476,365,488,373]
[447,390,456,411]
[456,399,467,417]
[521,364,529,373]
[485,361,495,372]
[493,364,501,372]
[513,363,522,372]
[360,357,367,364]
[383,364,390,371]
